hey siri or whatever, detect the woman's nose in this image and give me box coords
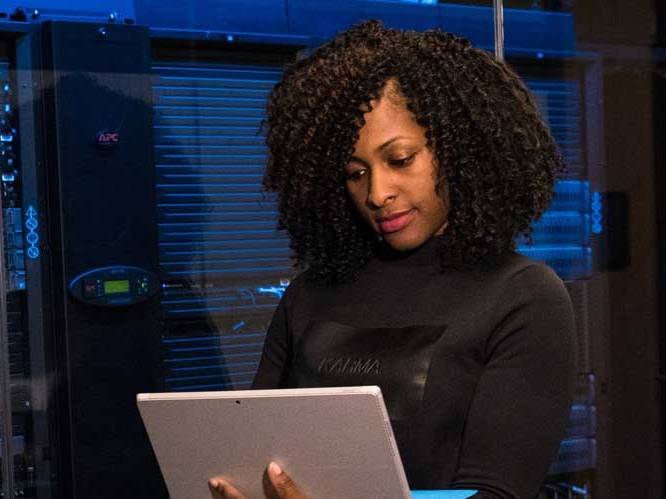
[366,169,397,209]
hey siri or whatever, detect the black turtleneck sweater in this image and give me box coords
[253,238,576,499]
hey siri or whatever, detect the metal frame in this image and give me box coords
[0,187,14,499]
[16,24,54,499]
[493,0,504,61]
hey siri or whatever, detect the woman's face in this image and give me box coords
[344,84,449,252]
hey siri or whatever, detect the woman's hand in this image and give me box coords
[208,462,308,499]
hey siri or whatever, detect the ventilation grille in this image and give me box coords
[152,61,292,390]
[153,62,293,310]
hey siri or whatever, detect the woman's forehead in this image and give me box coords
[356,94,426,151]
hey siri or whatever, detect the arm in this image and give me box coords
[252,282,295,389]
[451,265,576,499]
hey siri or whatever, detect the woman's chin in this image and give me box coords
[381,232,431,252]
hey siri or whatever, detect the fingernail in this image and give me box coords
[269,461,283,476]
[208,479,220,488]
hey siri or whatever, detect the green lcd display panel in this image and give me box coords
[104,279,130,294]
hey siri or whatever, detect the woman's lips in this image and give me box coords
[376,210,414,233]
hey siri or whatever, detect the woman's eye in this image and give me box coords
[389,154,415,168]
[345,169,366,182]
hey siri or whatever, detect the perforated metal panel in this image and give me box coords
[152,60,292,390]
[518,77,592,279]
[525,77,583,178]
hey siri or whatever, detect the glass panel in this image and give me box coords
[0,0,662,498]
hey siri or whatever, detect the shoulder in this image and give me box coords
[477,252,574,332]
[483,253,576,366]
[451,251,568,304]
[481,251,568,296]
[489,253,575,335]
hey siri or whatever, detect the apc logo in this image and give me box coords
[95,130,120,149]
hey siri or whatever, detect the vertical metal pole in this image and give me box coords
[493,0,505,62]
[0,206,14,499]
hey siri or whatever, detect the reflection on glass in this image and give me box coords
[0,0,658,497]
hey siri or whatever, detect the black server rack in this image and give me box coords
[1,22,167,499]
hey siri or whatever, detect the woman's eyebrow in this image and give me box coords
[377,136,408,152]
[348,155,370,167]
[349,136,414,164]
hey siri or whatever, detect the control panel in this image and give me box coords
[68,266,158,306]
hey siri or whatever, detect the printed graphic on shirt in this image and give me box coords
[291,321,447,421]
[317,356,381,376]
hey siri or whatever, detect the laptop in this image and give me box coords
[137,386,477,499]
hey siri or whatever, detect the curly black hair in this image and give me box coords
[263,20,564,284]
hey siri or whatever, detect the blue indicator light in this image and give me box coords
[0,134,13,143]
[3,104,10,113]
[226,34,235,42]
[24,205,40,260]
[1,173,15,182]
[537,52,545,59]
[2,84,9,92]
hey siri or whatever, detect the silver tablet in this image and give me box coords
[137,386,412,499]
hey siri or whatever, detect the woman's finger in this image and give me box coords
[208,477,247,499]
[266,462,308,499]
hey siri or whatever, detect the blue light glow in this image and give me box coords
[165,371,257,382]
[163,333,265,344]
[591,192,603,234]
[170,381,252,391]
[167,341,264,353]
[164,303,277,314]
[167,357,259,367]
[256,283,288,299]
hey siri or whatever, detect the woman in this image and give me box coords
[210,20,575,499]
